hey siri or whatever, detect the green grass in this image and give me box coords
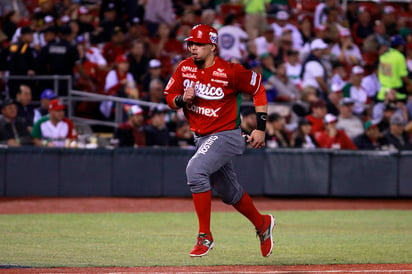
[0,210,411,267]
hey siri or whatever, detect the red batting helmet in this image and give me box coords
[185,24,218,45]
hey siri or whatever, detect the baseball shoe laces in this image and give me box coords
[256,214,276,257]
[189,233,214,257]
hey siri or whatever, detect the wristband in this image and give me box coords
[174,95,185,108]
[256,112,267,131]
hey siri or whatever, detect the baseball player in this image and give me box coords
[164,24,276,258]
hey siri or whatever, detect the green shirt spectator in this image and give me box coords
[377,36,409,101]
[243,0,270,14]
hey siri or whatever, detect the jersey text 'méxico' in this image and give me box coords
[164,57,267,136]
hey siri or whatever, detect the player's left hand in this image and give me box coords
[247,130,266,149]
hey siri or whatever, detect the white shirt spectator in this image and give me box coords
[218,25,248,61]
[330,42,362,65]
[286,62,302,88]
[361,72,380,99]
[336,116,364,140]
[301,61,325,90]
[345,85,369,115]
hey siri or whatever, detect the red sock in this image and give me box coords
[192,190,212,235]
[233,192,264,230]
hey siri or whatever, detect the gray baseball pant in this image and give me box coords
[186,128,246,205]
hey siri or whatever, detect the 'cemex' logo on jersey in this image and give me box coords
[186,104,221,117]
[183,79,224,100]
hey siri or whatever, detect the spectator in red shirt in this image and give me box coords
[113,105,146,147]
[316,113,357,149]
[305,98,328,136]
[149,22,185,78]
[102,26,130,66]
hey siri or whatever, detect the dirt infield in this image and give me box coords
[1,197,412,273]
[1,197,412,214]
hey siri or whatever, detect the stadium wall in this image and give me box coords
[0,148,410,198]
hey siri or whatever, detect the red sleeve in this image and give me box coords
[64,118,77,139]
[316,132,332,148]
[339,130,357,150]
[232,63,267,106]
[163,62,185,110]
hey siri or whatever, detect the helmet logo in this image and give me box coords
[209,32,217,44]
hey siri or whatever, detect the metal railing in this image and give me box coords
[0,75,72,99]
[68,90,170,128]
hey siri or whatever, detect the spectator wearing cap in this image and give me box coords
[265,112,291,148]
[74,35,105,93]
[15,84,35,130]
[0,98,32,146]
[353,120,389,150]
[301,38,330,99]
[299,23,328,62]
[36,24,85,96]
[377,35,412,103]
[144,0,176,38]
[7,25,36,100]
[33,89,56,124]
[291,118,318,149]
[102,26,130,66]
[316,113,357,149]
[327,83,344,116]
[240,106,257,137]
[144,105,170,147]
[100,54,139,118]
[96,1,126,43]
[342,65,370,117]
[376,101,399,133]
[128,40,149,86]
[384,114,412,150]
[305,98,328,136]
[169,119,195,148]
[351,6,373,47]
[38,25,58,48]
[113,105,146,147]
[142,59,166,95]
[149,22,185,78]
[336,98,364,140]
[217,14,248,62]
[330,28,363,67]
[31,99,77,147]
[271,10,303,50]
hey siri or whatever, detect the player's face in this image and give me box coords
[187,42,215,63]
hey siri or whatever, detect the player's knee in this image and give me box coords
[219,189,243,205]
[186,167,210,193]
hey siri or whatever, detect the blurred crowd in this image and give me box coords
[0,0,412,150]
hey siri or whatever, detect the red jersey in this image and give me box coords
[164,57,267,136]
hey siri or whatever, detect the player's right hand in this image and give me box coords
[183,82,195,104]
